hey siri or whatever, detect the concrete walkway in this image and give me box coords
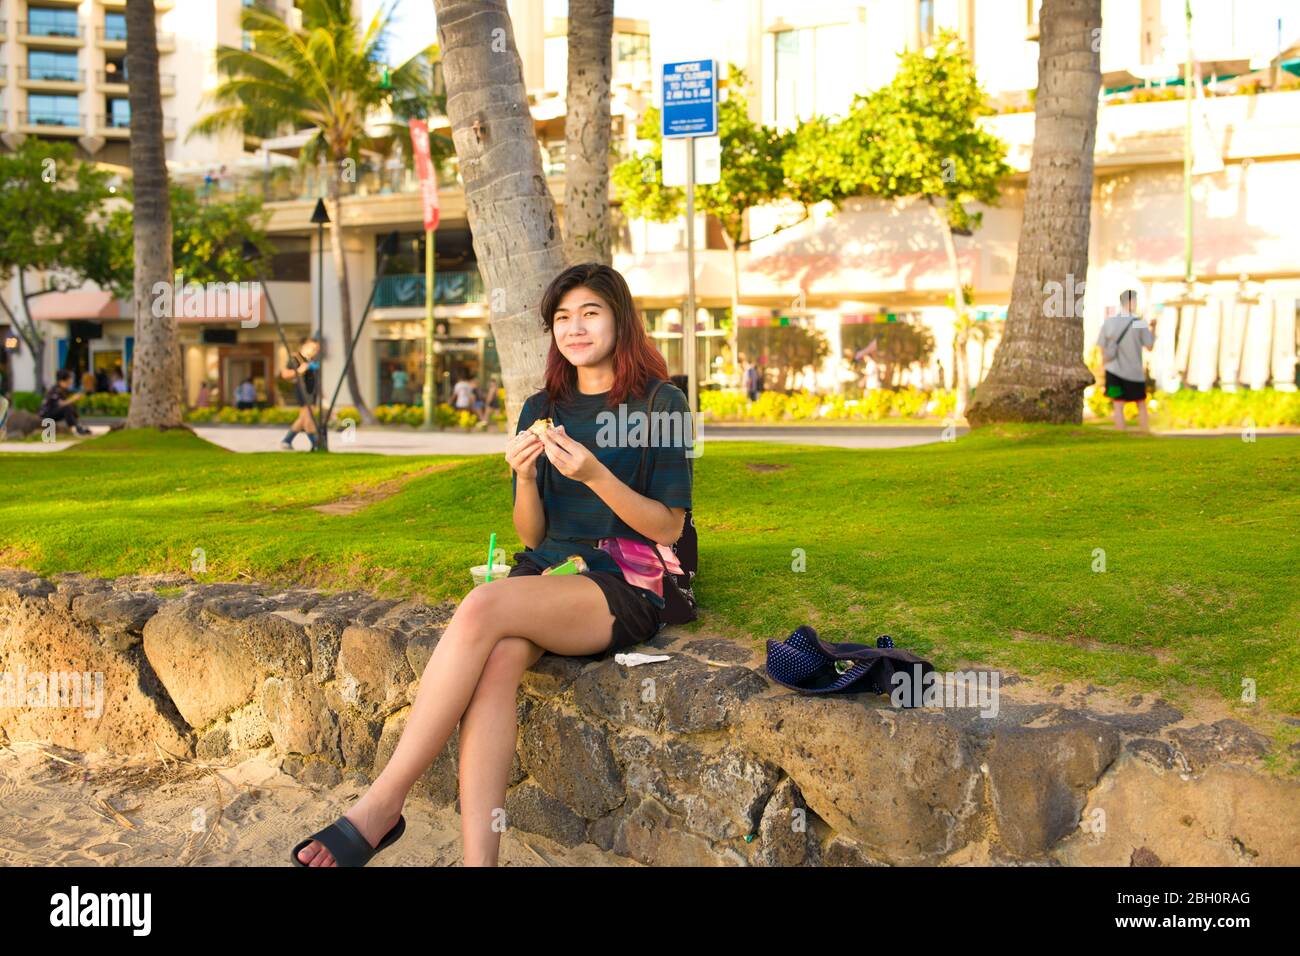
[5,422,1296,456]
[0,422,968,454]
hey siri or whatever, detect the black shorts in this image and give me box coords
[507,554,662,658]
[1104,370,1146,402]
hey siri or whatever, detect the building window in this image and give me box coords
[104,12,128,41]
[27,51,79,82]
[919,0,936,46]
[613,31,651,83]
[107,98,131,128]
[27,93,80,126]
[27,7,80,38]
[772,23,855,130]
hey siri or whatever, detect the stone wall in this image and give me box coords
[1,569,1296,866]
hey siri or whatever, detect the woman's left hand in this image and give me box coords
[540,425,606,484]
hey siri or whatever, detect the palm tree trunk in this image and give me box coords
[930,197,970,418]
[563,0,613,266]
[434,0,567,434]
[326,167,375,425]
[967,0,1101,426]
[124,0,181,429]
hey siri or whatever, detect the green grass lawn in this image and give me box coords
[2,426,1297,752]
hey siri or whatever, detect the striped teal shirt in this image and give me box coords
[511,380,694,608]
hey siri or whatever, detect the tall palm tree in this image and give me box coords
[433,0,567,433]
[124,0,181,429]
[967,0,1102,425]
[563,0,614,265]
[189,0,432,425]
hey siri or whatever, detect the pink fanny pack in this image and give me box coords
[597,536,683,599]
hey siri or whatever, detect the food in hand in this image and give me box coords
[541,555,587,576]
[527,418,553,438]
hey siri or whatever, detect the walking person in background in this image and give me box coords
[196,381,212,408]
[1097,289,1156,432]
[280,337,321,450]
[452,370,477,415]
[110,366,128,393]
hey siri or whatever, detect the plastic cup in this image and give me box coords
[470,564,512,587]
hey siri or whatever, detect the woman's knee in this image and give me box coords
[482,636,539,686]
[452,579,517,637]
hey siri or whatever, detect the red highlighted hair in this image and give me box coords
[538,262,669,408]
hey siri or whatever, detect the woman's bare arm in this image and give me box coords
[507,432,547,548]
[585,471,685,546]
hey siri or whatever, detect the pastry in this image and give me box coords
[527,418,553,438]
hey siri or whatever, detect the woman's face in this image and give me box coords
[553,285,615,368]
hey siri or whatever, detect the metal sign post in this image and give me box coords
[662,58,717,418]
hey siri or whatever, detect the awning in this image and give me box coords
[29,291,126,322]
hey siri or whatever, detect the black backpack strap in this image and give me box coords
[634,379,667,496]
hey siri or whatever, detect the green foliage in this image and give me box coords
[101,183,274,300]
[1086,387,1300,428]
[612,65,796,245]
[699,387,954,422]
[331,403,482,430]
[183,405,298,425]
[189,0,442,174]
[11,391,41,413]
[791,29,1012,231]
[0,139,115,311]
[78,393,132,416]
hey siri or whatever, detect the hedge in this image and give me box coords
[700,388,956,422]
[1086,386,1300,428]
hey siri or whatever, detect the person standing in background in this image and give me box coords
[1096,289,1156,432]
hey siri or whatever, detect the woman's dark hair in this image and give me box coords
[56,369,75,384]
[538,262,669,408]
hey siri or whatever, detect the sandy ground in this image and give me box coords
[0,741,636,867]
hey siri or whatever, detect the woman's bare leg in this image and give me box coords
[295,574,614,866]
[458,636,547,866]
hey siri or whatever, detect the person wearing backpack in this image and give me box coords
[279,337,321,450]
[1096,289,1156,431]
[291,263,696,870]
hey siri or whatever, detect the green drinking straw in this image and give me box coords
[485,532,497,582]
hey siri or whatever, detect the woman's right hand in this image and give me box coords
[506,431,545,481]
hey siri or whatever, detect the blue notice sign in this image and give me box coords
[661,59,717,138]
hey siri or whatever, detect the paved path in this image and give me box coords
[5,422,1296,456]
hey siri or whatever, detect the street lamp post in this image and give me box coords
[311,198,330,451]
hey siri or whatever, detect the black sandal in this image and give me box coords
[291,814,406,867]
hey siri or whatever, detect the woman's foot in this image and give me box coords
[296,790,404,867]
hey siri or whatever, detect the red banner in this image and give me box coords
[409,118,440,232]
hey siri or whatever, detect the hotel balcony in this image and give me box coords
[100,0,176,9]
[96,113,178,138]
[17,65,86,91]
[19,110,85,134]
[16,21,85,48]
[97,70,176,95]
[96,26,175,52]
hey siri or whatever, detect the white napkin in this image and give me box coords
[614,652,672,667]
